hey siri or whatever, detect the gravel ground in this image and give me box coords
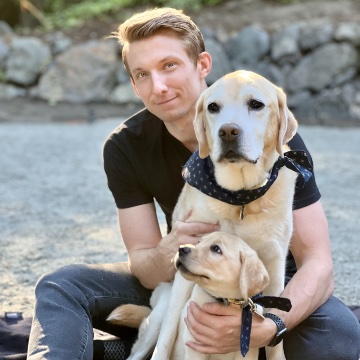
[0,118,359,318]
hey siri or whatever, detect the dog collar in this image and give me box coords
[220,294,292,357]
[182,150,313,208]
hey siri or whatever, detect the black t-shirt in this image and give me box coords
[104,108,320,219]
[103,108,321,277]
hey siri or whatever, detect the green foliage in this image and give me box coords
[44,0,134,29]
[0,69,6,83]
[22,0,226,30]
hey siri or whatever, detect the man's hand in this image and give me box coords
[170,219,221,246]
[184,301,276,354]
[184,301,242,354]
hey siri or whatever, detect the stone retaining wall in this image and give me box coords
[0,19,359,125]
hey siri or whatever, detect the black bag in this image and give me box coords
[0,313,31,360]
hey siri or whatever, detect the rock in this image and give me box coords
[116,63,129,84]
[335,22,360,46]
[0,83,26,99]
[271,24,301,64]
[109,81,142,104]
[350,90,360,121]
[299,22,335,51]
[287,43,358,93]
[0,20,14,37]
[204,37,233,85]
[315,87,357,123]
[0,38,9,68]
[288,91,318,124]
[253,62,285,88]
[44,32,73,55]
[225,25,270,67]
[1,16,360,125]
[37,39,118,103]
[5,37,52,86]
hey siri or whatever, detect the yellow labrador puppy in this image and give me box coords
[109,70,313,359]
[121,232,269,360]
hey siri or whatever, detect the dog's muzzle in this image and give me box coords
[175,245,191,269]
[218,123,258,164]
[219,123,241,163]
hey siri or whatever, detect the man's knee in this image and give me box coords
[284,296,360,360]
[35,264,90,304]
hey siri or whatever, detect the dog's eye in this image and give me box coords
[207,102,220,114]
[210,245,222,254]
[248,99,265,110]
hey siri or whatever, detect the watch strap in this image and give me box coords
[264,313,287,347]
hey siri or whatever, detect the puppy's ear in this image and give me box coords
[193,92,210,158]
[276,86,298,157]
[239,251,269,299]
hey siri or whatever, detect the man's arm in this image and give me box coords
[118,203,220,289]
[184,200,334,353]
[272,200,334,328]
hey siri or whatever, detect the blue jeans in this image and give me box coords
[27,262,360,359]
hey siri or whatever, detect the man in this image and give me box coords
[27,7,360,360]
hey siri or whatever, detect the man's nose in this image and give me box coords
[151,73,168,94]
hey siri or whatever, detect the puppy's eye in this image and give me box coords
[207,102,220,114]
[210,245,222,254]
[248,99,265,110]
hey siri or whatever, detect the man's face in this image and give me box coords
[126,31,209,123]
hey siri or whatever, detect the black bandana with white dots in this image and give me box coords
[182,150,313,206]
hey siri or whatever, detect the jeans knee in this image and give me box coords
[284,297,360,360]
[34,264,90,308]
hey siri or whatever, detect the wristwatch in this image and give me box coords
[264,313,287,347]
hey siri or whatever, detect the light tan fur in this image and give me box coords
[107,304,151,328]
[124,232,269,360]
[109,70,299,360]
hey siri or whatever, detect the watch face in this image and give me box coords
[278,328,287,337]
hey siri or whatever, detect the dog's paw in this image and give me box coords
[107,304,151,328]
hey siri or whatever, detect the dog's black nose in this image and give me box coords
[179,246,191,257]
[218,123,240,142]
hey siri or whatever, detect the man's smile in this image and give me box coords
[156,96,177,106]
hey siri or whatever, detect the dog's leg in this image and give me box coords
[178,285,214,360]
[265,344,286,360]
[127,283,172,360]
[257,241,288,360]
[152,273,195,360]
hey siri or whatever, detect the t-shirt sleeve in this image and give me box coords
[103,135,153,209]
[289,133,321,210]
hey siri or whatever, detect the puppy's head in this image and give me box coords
[194,70,297,161]
[175,231,269,300]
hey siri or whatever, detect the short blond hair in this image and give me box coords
[114,8,205,76]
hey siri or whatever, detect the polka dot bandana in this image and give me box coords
[182,150,313,206]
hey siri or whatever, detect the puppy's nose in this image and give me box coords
[179,246,192,257]
[218,123,240,142]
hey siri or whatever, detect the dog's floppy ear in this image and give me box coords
[193,92,210,158]
[239,251,269,300]
[276,87,298,157]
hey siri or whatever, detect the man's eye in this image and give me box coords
[137,72,147,79]
[210,245,222,254]
[248,99,265,110]
[166,62,176,69]
[208,102,220,114]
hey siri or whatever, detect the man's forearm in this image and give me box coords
[128,234,178,289]
[272,258,334,330]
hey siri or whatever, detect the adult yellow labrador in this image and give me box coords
[109,70,312,359]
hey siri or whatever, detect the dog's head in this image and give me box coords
[175,231,269,300]
[194,70,297,163]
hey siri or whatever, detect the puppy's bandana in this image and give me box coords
[182,150,313,207]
